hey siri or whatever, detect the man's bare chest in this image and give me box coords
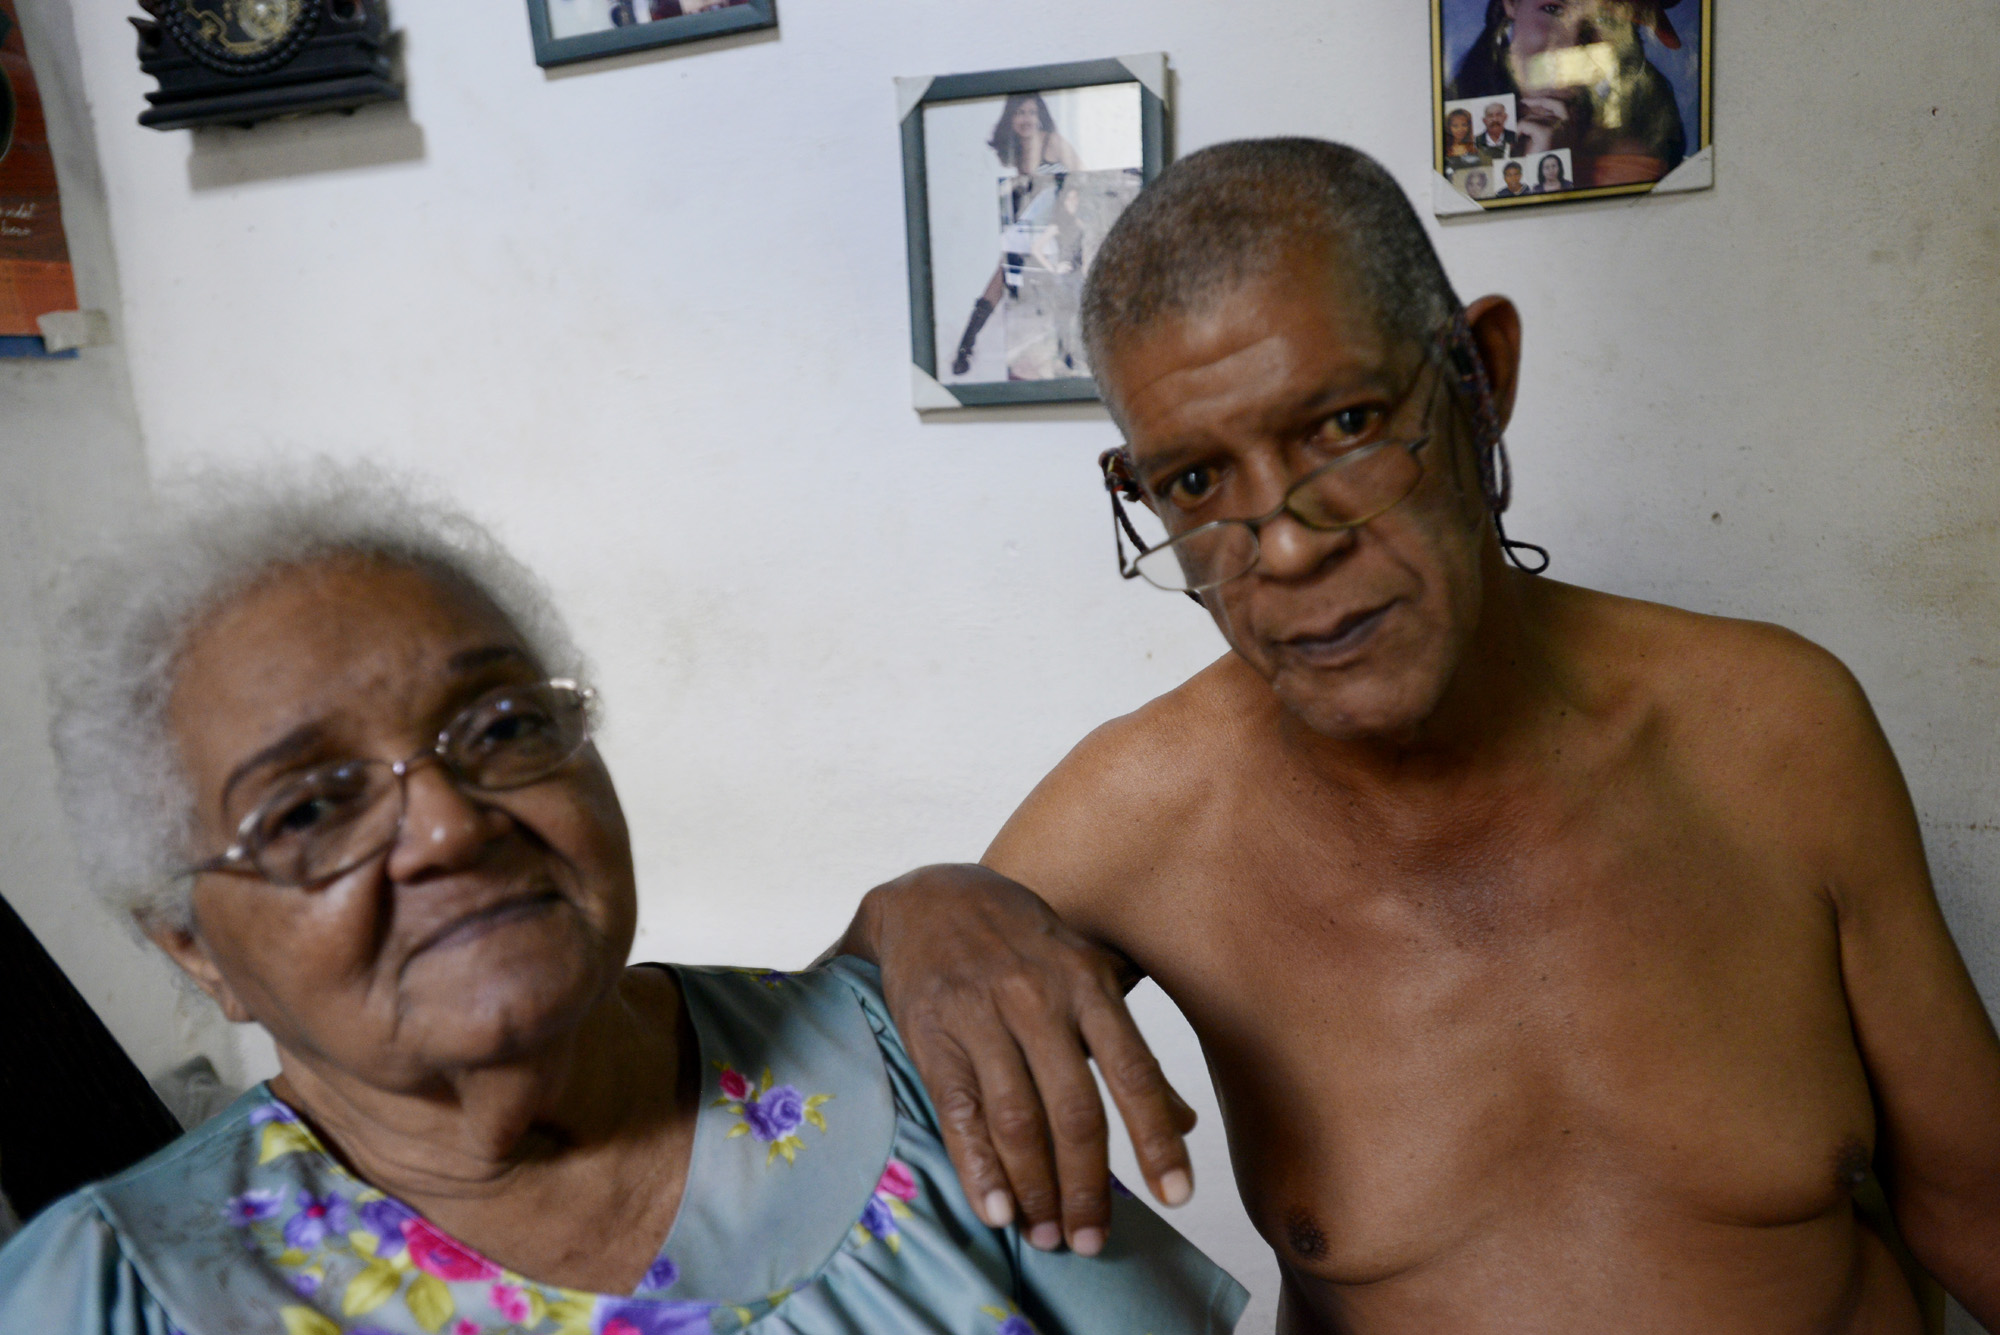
[1121,775,1877,1288]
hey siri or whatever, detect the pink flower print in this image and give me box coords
[404,1217,503,1282]
[452,1320,480,1335]
[490,1283,533,1323]
[877,1159,917,1202]
[717,1066,751,1101]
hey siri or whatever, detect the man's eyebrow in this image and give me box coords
[219,723,324,815]
[447,645,532,673]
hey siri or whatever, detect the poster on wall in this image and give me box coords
[1431,0,1712,215]
[527,0,776,68]
[899,56,1168,410]
[0,0,77,341]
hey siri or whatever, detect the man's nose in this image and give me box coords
[1256,509,1357,579]
[384,759,511,882]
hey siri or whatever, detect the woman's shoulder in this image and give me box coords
[0,1095,273,1334]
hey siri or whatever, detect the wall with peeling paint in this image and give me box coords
[12,0,1998,1327]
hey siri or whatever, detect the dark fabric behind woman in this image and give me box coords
[0,892,181,1220]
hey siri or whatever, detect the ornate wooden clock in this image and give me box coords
[132,0,400,131]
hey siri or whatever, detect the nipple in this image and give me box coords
[1285,1208,1329,1262]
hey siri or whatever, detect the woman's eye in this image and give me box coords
[271,797,334,836]
[472,710,552,750]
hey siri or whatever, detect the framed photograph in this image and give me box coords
[1431,0,1711,215]
[526,0,775,69]
[898,55,1168,410]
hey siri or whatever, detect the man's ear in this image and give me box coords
[142,911,254,1023]
[1463,295,1523,432]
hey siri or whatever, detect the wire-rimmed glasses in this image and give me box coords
[188,678,597,888]
[1102,359,1446,596]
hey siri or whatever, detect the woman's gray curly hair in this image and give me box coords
[46,460,587,932]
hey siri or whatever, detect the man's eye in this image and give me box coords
[1320,407,1380,443]
[1164,466,1219,505]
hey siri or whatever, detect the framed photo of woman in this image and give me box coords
[899,55,1169,409]
[525,0,775,69]
[1431,0,1712,214]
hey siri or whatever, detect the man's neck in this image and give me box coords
[267,968,685,1207]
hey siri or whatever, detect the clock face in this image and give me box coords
[168,0,318,71]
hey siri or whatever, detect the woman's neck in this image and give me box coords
[267,966,687,1205]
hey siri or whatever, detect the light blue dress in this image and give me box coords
[0,958,1246,1335]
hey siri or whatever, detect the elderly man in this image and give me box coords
[840,140,2000,1332]
[1472,102,1519,159]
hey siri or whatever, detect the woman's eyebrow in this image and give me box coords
[447,644,531,673]
[220,724,324,814]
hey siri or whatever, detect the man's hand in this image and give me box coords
[836,864,1197,1256]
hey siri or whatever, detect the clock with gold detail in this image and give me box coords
[133,0,400,131]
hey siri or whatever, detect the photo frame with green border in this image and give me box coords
[1429,0,1712,215]
[525,0,775,69]
[898,55,1169,410]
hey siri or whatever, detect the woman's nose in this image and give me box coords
[384,760,511,881]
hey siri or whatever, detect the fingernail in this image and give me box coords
[983,1190,1014,1228]
[1158,1168,1192,1207]
[1028,1221,1063,1251]
[1070,1227,1104,1257]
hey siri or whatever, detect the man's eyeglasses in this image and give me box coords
[188,679,596,888]
[1101,357,1445,597]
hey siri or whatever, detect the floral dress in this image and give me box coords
[0,958,1246,1335]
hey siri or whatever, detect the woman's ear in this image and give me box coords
[1462,295,1523,432]
[143,912,254,1023]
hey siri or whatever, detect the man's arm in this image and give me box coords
[831,712,1203,1256]
[1796,654,2000,1324]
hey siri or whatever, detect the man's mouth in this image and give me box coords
[1278,602,1395,665]
[412,885,567,958]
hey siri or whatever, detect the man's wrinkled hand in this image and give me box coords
[845,864,1197,1256]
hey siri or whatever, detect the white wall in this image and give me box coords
[21,0,2000,1329]
[0,0,242,1094]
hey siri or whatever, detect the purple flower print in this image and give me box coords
[282,1191,352,1250]
[997,1318,1036,1335]
[743,1084,805,1142]
[593,1296,718,1335]
[639,1254,680,1291]
[223,1189,283,1226]
[860,1195,895,1241]
[290,1271,321,1297]
[356,1195,416,1255]
[248,1101,300,1125]
[1108,1174,1136,1200]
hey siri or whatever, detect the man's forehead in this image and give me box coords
[1103,263,1399,447]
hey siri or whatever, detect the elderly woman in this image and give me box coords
[0,467,1246,1335]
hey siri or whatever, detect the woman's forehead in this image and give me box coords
[169,561,531,772]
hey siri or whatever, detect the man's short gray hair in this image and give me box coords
[45,460,585,931]
[1081,138,1461,407]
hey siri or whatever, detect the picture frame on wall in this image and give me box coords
[898,55,1168,410]
[1430,0,1712,215]
[526,0,775,69]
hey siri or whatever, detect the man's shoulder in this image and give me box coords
[1556,583,1875,772]
[984,655,1257,913]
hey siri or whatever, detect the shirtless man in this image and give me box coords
[838,140,2000,1331]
